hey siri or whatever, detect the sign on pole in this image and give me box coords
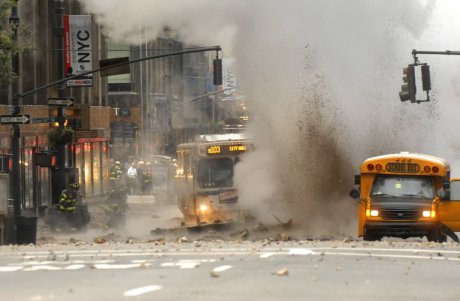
[48,97,74,107]
[0,115,31,124]
[64,15,93,87]
[32,117,56,124]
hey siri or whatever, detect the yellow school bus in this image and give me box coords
[175,133,253,225]
[351,152,460,242]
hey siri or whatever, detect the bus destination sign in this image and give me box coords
[386,162,420,173]
[207,144,248,156]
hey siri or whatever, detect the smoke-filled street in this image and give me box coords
[3,0,460,300]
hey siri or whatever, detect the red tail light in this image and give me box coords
[424,166,431,173]
[367,164,374,171]
[432,166,439,173]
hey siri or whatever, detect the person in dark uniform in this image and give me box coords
[110,160,123,188]
[59,183,80,213]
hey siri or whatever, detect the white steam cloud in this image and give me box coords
[80,0,460,236]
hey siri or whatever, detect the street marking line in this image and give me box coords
[289,248,316,255]
[322,251,460,261]
[24,265,62,271]
[123,285,162,297]
[161,262,200,269]
[213,265,232,272]
[260,253,276,258]
[0,266,23,272]
[93,263,151,270]
[64,264,85,270]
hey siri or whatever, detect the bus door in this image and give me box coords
[438,179,460,231]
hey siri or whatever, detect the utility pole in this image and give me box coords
[10,0,21,219]
[54,0,66,170]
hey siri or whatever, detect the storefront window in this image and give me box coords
[22,148,34,208]
[101,142,110,194]
[93,142,101,195]
[39,167,51,207]
[75,144,84,194]
[84,143,92,196]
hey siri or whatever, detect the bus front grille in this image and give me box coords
[381,209,419,220]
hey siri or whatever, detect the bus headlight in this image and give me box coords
[422,210,436,218]
[199,204,209,212]
[370,210,379,217]
[366,209,379,217]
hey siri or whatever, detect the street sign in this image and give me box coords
[32,117,56,124]
[48,97,74,107]
[0,115,31,124]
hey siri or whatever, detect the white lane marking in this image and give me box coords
[24,265,62,271]
[123,285,162,297]
[289,248,316,255]
[93,263,151,270]
[213,265,232,272]
[260,253,276,258]
[322,251,460,261]
[64,264,85,270]
[161,262,200,269]
[308,247,460,255]
[0,266,23,272]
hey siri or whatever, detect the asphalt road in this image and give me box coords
[1,195,459,300]
[1,241,460,300]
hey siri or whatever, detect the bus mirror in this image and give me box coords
[438,188,451,201]
[443,182,450,190]
[349,187,360,200]
[354,175,360,185]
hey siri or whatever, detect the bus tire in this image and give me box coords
[363,228,381,241]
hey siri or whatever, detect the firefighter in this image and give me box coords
[110,160,123,188]
[102,186,128,228]
[142,162,152,195]
[59,183,80,213]
[46,182,89,231]
[137,161,145,194]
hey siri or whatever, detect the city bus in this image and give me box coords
[175,133,253,225]
[350,152,460,242]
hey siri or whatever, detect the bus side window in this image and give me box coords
[177,152,183,175]
[184,152,190,175]
[450,180,460,201]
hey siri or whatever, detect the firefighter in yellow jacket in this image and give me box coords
[110,160,123,188]
[59,183,80,213]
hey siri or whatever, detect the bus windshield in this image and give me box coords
[370,175,434,199]
[197,158,234,188]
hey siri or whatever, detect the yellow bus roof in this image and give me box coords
[361,152,450,174]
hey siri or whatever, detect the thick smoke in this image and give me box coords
[80,0,460,236]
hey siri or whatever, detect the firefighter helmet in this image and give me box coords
[69,183,80,190]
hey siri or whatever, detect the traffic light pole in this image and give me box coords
[412,49,460,58]
[54,0,66,170]
[17,46,222,99]
[10,1,21,219]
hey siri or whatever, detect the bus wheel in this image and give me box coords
[363,229,380,241]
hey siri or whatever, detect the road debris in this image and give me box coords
[274,268,289,276]
[94,237,107,244]
[273,215,293,229]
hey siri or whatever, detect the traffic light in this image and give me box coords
[399,65,416,102]
[421,64,431,91]
[213,58,223,86]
